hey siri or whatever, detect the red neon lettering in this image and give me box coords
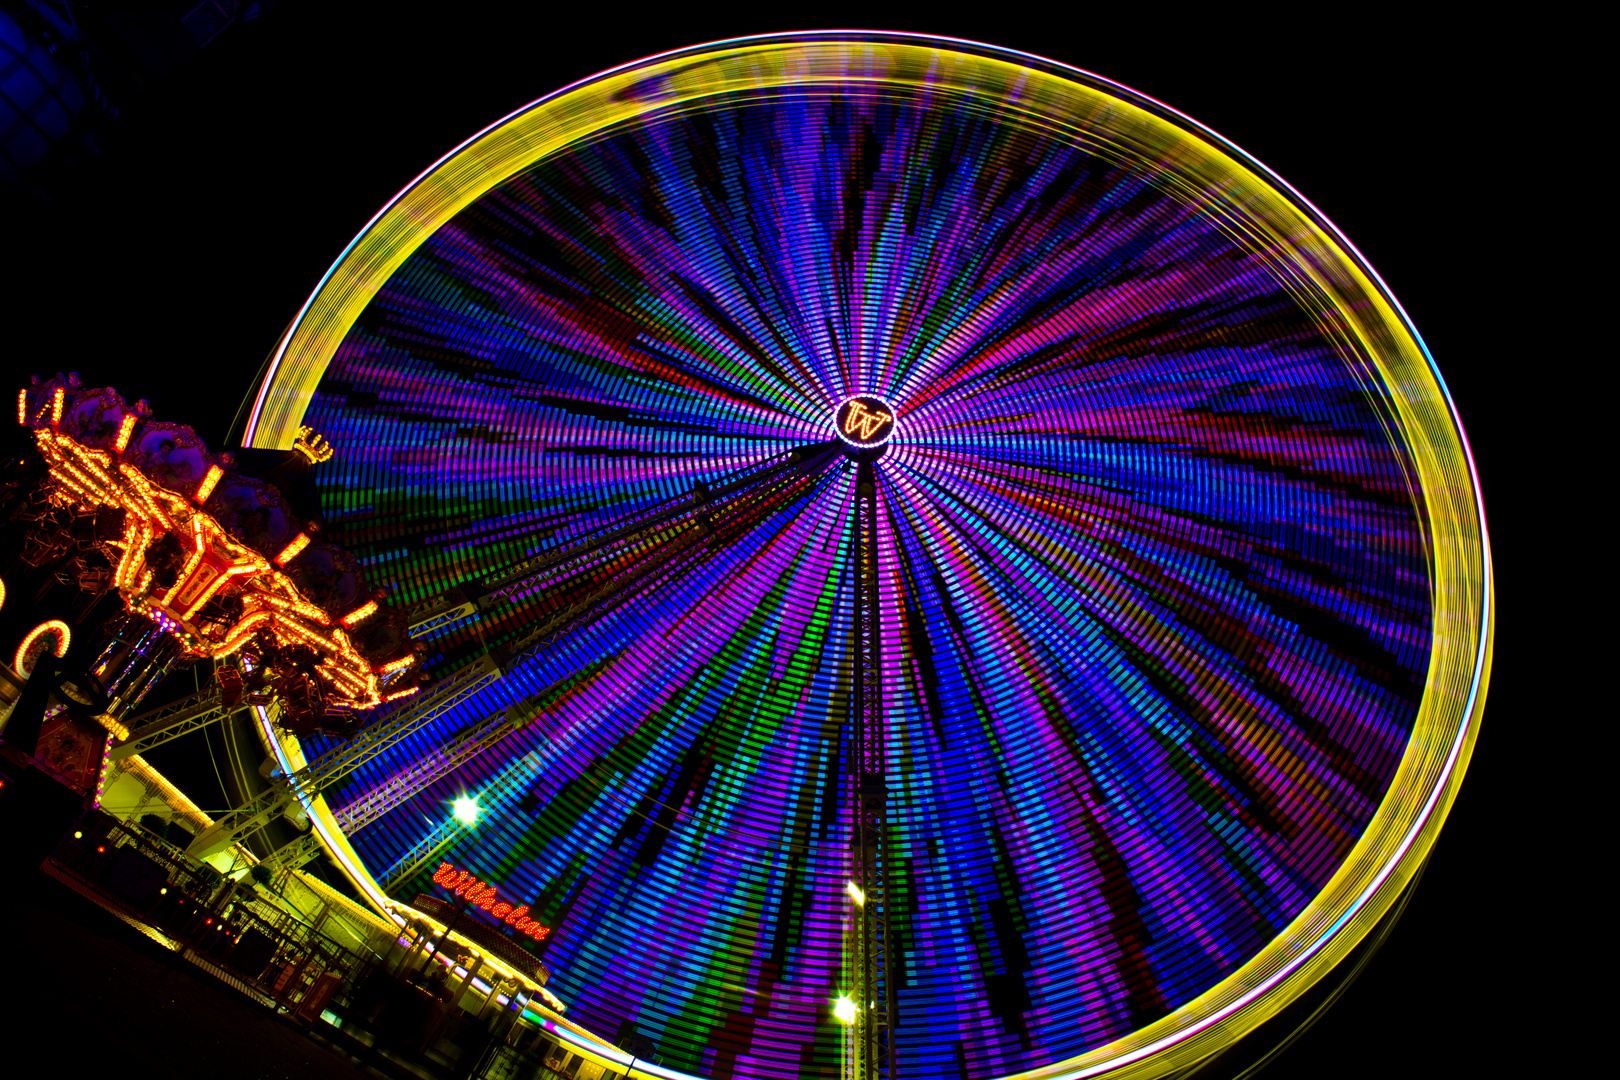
[432,864,542,931]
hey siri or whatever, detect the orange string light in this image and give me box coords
[114,413,138,453]
[26,413,396,710]
[14,620,71,677]
[262,592,330,624]
[195,464,223,502]
[273,533,310,566]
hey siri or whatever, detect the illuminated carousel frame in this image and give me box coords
[16,382,418,719]
[242,33,1492,1080]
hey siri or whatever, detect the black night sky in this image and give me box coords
[4,7,1549,1078]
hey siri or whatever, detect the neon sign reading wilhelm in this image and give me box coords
[431,863,552,941]
[833,395,896,448]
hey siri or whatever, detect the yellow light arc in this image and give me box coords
[241,34,1491,1080]
[15,619,71,677]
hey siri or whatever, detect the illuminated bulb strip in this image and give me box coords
[222,549,271,577]
[324,659,369,688]
[15,388,26,426]
[178,571,238,622]
[14,620,71,677]
[340,600,378,627]
[63,468,105,504]
[317,663,370,694]
[383,685,420,703]
[212,611,272,657]
[67,448,115,489]
[178,556,259,623]
[116,520,152,590]
[117,464,173,529]
[262,592,331,624]
[225,609,273,637]
[114,413,138,453]
[195,464,223,502]
[0,577,6,611]
[178,595,212,623]
[331,636,369,675]
[93,735,114,809]
[270,612,340,653]
[50,387,63,425]
[168,520,209,604]
[376,654,416,675]
[274,532,310,566]
[113,527,139,590]
[50,458,102,503]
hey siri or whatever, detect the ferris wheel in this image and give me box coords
[176,34,1487,1080]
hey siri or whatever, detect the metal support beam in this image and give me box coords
[258,829,324,874]
[848,459,895,1080]
[380,818,465,893]
[108,685,236,762]
[184,654,502,862]
[333,706,518,834]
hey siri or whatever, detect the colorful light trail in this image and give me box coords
[246,34,1491,1080]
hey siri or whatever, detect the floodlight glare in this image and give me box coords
[834,995,858,1024]
[452,797,480,825]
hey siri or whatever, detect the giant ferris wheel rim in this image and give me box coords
[240,29,1466,457]
[242,32,1491,1080]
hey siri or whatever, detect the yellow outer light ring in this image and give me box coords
[244,33,1491,1079]
[14,619,72,676]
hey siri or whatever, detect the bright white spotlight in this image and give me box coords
[845,881,865,906]
[452,797,480,825]
[834,995,858,1024]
